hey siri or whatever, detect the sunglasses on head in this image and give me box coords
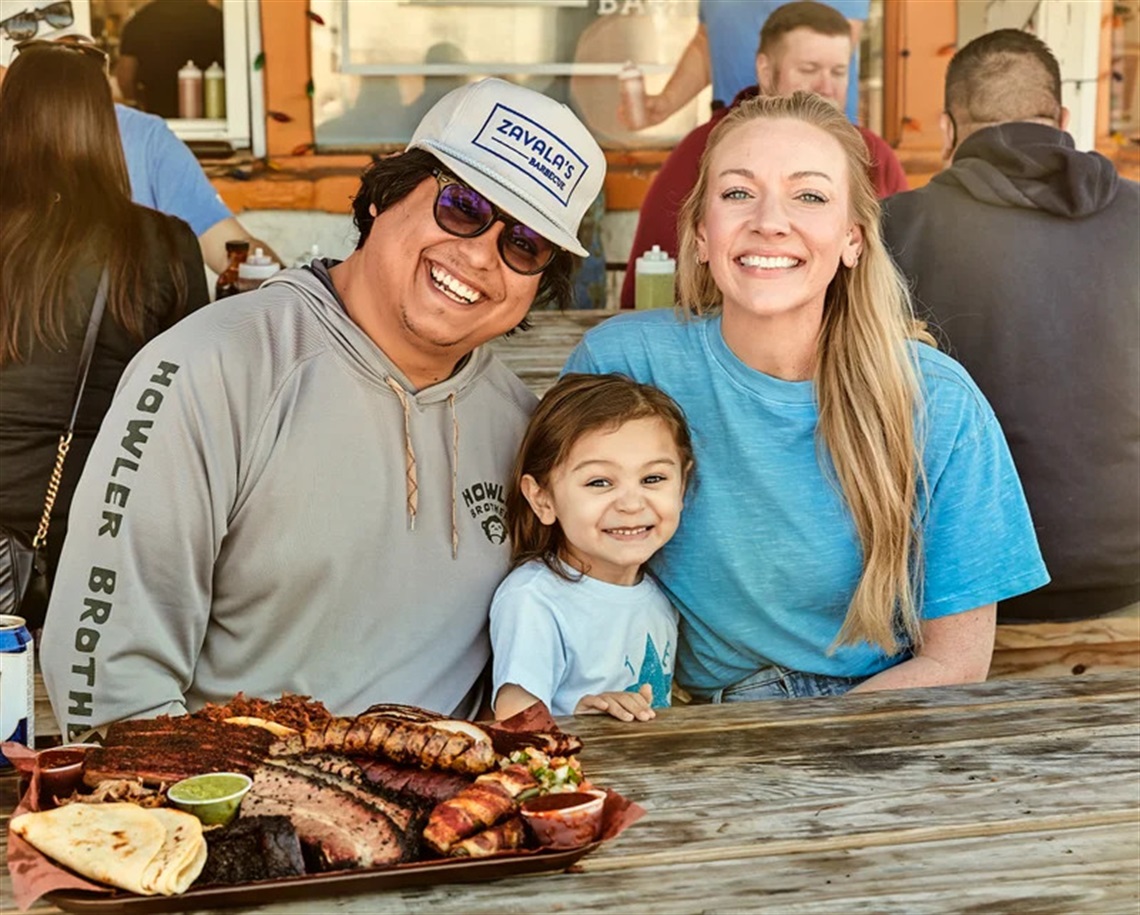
[0,1,73,42]
[14,34,108,70]
[431,170,556,276]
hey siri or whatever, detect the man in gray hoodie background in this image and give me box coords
[41,79,606,739]
[882,30,1139,625]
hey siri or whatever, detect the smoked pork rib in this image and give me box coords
[84,718,272,785]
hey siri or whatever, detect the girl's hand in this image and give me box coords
[574,684,655,721]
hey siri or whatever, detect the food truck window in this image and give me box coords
[83,0,252,148]
[309,0,707,152]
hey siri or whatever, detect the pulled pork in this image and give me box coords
[193,693,334,733]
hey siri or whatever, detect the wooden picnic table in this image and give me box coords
[3,672,1138,913]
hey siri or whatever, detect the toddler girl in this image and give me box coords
[491,373,694,722]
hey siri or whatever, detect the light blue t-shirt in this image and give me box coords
[490,561,679,717]
[115,104,232,237]
[699,0,870,122]
[563,311,1049,691]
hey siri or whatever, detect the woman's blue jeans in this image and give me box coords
[688,664,868,703]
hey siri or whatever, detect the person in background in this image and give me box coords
[491,373,693,722]
[114,102,281,275]
[631,0,866,127]
[40,78,606,739]
[0,33,280,276]
[567,91,1049,702]
[114,0,222,118]
[620,1,906,309]
[882,30,1140,624]
[0,40,208,630]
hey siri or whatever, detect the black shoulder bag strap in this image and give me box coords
[30,267,111,552]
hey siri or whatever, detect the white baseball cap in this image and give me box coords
[409,78,605,258]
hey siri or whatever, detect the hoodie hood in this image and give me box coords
[263,263,496,404]
[262,264,514,557]
[935,122,1120,218]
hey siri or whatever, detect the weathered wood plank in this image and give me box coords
[163,822,1140,915]
[574,729,1139,863]
[994,615,1140,650]
[990,642,1140,680]
[566,674,1140,746]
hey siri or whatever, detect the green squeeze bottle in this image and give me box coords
[634,245,676,310]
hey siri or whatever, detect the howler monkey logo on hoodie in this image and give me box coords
[462,481,507,544]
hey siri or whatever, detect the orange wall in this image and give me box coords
[888,0,956,152]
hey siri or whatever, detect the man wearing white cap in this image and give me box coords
[41,79,607,737]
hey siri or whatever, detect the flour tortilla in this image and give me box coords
[142,808,207,894]
[11,803,165,895]
[11,803,207,896]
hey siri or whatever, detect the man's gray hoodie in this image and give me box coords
[883,123,1139,622]
[41,266,537,739]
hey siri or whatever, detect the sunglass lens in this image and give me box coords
[502,224,553,274]
[437,183,494,236]
[44,1,74,28]
[3,15,37,40]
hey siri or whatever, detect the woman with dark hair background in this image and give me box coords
[0,40,208,629]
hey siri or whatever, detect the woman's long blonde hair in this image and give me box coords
[677,91,933,654]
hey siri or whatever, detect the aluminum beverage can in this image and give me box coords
[0,614,35,767]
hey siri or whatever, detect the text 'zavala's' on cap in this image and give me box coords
[408,78,606,258]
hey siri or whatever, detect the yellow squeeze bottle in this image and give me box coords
[634,245,675,310]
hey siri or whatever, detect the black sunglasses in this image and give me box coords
[431,170,556,276]
[0,1,73,42]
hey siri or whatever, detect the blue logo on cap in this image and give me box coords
[473,104,588,208]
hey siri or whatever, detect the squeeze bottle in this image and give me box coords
[236,248,281,293]
[634,245,675,310]
[177,61,203,119]
[204,62,226,120]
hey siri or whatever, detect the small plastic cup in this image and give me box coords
[520,789,606,850]
[167,772,252,826]
[37,744,98,808]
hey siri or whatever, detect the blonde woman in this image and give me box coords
[565,92,1048,701]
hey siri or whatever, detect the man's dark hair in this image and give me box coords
[350,148,575,315]
[758,1,851,58]
[944,29,1062,127]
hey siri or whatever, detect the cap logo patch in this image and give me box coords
[474,103,588,208]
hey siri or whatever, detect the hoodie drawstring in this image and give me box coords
[449,392,459,560]
[386,378,460,560]
[386,377,418,531]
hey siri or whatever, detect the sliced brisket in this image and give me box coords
[243,759,417,871]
